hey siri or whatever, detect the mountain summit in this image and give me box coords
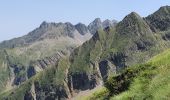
[117,12,153,36]
[88,18,117,34]
[145,6,170,32]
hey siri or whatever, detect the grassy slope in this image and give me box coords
[6,37,78,66]
[0,50,10,92]
[87,49,170,100]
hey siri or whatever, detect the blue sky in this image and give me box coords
[0,0,170,42]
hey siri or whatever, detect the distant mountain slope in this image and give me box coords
[88,18,117,35]
[1,6,170,100]
[0,19,117,49]
[0,18,117,98]
[0,22,90,49]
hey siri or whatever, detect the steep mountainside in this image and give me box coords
[87,49,170,100]
[109,49,170,100]
[1,6,170,100]
[0,18,117,99]
[66,10,170,98]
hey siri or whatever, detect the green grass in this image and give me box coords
[0,78,33,100]
[0,50,10,92]
[86,49,170,100]
[87,87,109,100]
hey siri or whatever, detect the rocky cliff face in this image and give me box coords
[99,60,116,81]
[27,52,63,78]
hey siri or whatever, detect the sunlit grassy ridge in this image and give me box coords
[88,49,170,100]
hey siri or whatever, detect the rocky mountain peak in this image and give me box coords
[65,22,74,27]
[118,12,143,27]
[75,23,89,35]
[40,21,48,27]
[125,12,142,21]
[116,12,152,36]
[112,19,118,24]
[39,21,58,29]
[149,6,170,18]
[158,5,170,14]
[102,19,113,28]
[145,6,170,32]
[88,18,103,35]
[87,18,117,35]
[93,18,102,23]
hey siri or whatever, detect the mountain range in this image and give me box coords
[0,6,170,100]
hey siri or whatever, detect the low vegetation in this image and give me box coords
[88,49,170,100]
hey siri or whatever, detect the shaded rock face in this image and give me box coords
[62,22,77,38]
[99,60,110,81]
[13,75,26,86]
[88,18,103,35]
[135,40,154,51]
[68,72,99,93]
[111,53,127,69]
[27,53,62,78]
[99,60,116,81]
[75,23,89,35]
[10,65,27,85]
[27,66,36,79]
[23,82,69,100]
[33,82,69,100]
[162,31,170,41]
[106,52,128,72]
[24,91,34,100]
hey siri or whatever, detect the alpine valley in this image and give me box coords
[0,6,170,100]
